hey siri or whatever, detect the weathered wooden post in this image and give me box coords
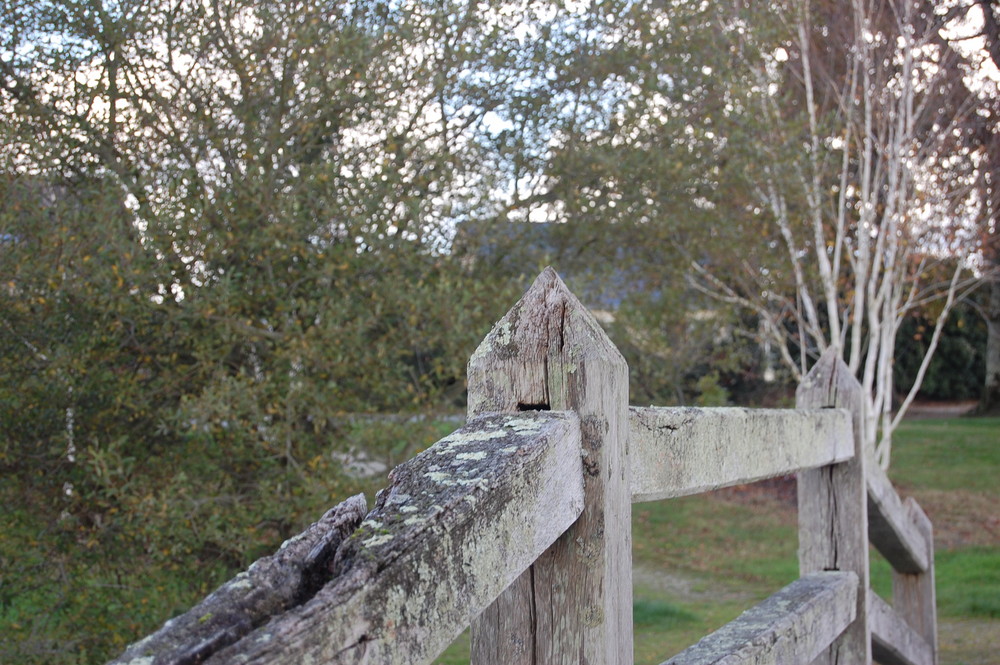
[466,268,633,665]
[892,499,938,664]
[797,348,871,665]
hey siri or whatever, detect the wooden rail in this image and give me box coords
[629,406,854,501]
[110,268,937,665]
[665,572,858,665]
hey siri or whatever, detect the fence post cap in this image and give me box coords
[796,348,863,411]
[467,266,624,414]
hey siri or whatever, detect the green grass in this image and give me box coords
[871,546,1000,620]
[890,418,1000,621]
[629,416,1000,664]
[936,548,1000,619]
[889,418,1000,493]
[633,493,799,591]
[633,598,698,629]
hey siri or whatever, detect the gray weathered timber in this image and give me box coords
[108,494,368,665]
[892,498,938,664]
[796,348,871,665]
[661,572,857,665]
[628,406,853,502]
[869,592,934,665]
[867,463,930,574]
[468,267,633,665]
[201,411,584,665]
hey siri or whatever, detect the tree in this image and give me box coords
[1,0,548,459]
[955,0,1000,414]
[680,0,986,468]
[0,1,552,659]
[451,0,790,404]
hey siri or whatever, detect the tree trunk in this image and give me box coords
[981,270,1000,414]
[976,0,1000,415]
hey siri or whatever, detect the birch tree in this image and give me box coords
[691,0,985,468]
[953,0,1000,414]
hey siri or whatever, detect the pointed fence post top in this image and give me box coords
[468,267,625,415]
[466,267,633,664]
[797,348,864,414]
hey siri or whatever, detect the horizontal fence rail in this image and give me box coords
[111,268,937,665]
[111,411,583,665]
[628,406,854,502]
[867,463,931,574]
[108,495,368,665]
[664,572,858,665]
[870,591,934,665]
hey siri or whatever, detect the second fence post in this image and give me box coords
[893,499,938,664]
[797,348,872,665]
[466,268,633,665]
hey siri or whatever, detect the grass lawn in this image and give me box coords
[432,416,1000,665]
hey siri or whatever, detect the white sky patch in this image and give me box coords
[482,111,515,135]
[939,3,1000,87]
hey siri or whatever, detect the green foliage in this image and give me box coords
[0,6,768,650]
[0,416,464,663]
[693,371,731,407]
[1,3,530,658]
[894,302,986,402]
[1,0,990,660]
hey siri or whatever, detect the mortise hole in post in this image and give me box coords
[517,402,550,411]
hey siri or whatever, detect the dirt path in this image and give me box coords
[631,564,756,604]
[902,400,979,419]
[939,618,1000,665]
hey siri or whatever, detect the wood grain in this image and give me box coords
[205,411,584,665]
[870,591,934,665]
[796,348,871,665]
[867,463,930,574]
[468,267,633,665]
[629,406,853,502]
[891,498,938,664]
[663,572,858,665]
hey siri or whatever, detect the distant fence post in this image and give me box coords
[466,268,632,665]
[796,348,872,665]
[893,499,938,664]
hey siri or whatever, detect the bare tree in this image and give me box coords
[964,0,1000,414]
[692,0,985,468]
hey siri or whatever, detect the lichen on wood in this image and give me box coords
[202,410,583,665]
[467,267,633,665]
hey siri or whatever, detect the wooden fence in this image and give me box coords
[110,268,937,665]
